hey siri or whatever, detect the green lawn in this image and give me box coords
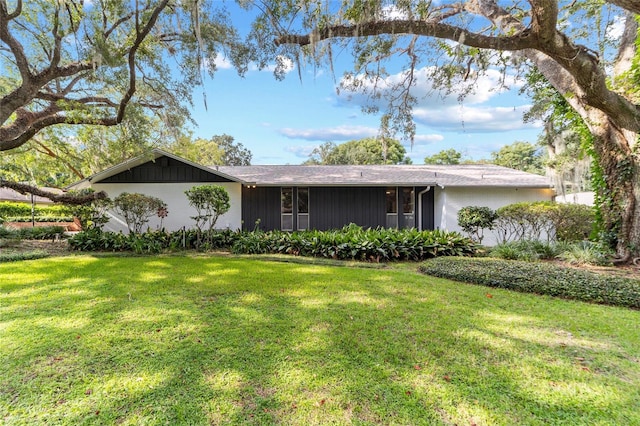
[1,255,639,425]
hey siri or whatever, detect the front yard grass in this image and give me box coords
[1,255,639,425]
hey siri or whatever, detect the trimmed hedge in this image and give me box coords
[69,226,477,261]
[0,202,69,220]
[0,250,50,263]
[418,257,640,309]
[0,226,65,240]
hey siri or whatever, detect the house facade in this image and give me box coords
[70,150,554,245]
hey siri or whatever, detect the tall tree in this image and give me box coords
[0,0,245,203]
[248,0,640,261]
[491,141,544,175]
[170,134,252,166]
[424,149,462,165]
[305,138,411,165]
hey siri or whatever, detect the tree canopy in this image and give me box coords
[170,134,252,166]
[0,0,245,152]
[491,141,545,175]
[424,149,462,165]
[305,138,411,165]
[248,0,640,260]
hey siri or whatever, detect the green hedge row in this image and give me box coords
[1,216,74,223]
[0,226,66,240]
[0,202,69,220]
[418,257,640,309]
[0,250,50,263]
[69,226,477,261]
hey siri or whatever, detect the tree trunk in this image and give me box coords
[588,116,640,261]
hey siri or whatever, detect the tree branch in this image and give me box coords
[0,179,107,205]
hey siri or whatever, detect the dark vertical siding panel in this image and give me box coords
[241,186,281,231]
[420,187,435,230]
[309,187,386,230]
[99,156,233,183]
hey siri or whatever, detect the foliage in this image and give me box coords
[419,257,640,309]
[490,240,560,262]
[493,201,595,244]
[184,185,231,238]
[231,226,476,261]
[490,141,545,175]
[169,134,252,166]
[305,138,411,165]
[0,202,69,220]
[0,226,65,241]
[557,241,613,266]
[62,189,112,230]
[69,225,476,261]
[457,206,497,243]
[0,250,49,263]
[424,149,462,165]
[112,193,167,234]
[0,1,246,152]
[3,257,639,424]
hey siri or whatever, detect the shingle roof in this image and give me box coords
[216,164,552,188]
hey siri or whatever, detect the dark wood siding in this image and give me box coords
[99,156,233,183]
[241,186,281,231]
[419,187,435,230]
[309,187,386,230]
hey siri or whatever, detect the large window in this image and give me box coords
[281,187,293,230]
[402,187,414,214]
[385,188,397,213]
[298,187,309,230]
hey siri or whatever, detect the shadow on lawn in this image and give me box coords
[1,256,639,425]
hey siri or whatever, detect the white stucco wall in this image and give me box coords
[93,182,242,233]
[434,186,555,246]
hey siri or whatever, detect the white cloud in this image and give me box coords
[211,55,233,70]
[607,15,626,40]
[413,134,444,144]
[335,66,532,133]
[250,55,295,75]
[413,105,541,132]
[279,125,378,141]
[284,144,317,158]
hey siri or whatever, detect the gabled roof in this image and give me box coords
[67,149,246,189]
[218,164,552,188]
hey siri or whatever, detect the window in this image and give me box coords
[402,188,414,214]
[281,187,293,230]
[297,187,309,230]
[385,188,397,213]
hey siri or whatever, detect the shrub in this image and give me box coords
[457,206,498,244]
[418,257,640,309]
[557,241,612,266]
[494,202,555,243]
[0,226,65,241]
[490,240,559,261]
[185,185,231,248]
[0,250,50,263]
[62,189,112,230]
[113,192,167,234]
[0,202,69,221]
[549,203,595,242]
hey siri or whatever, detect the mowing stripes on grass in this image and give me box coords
[1,255,639,425]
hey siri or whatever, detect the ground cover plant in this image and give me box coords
[420,257,640,309]
[1,256,639,425]
[68,226,476,261]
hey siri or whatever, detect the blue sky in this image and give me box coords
[186,8,544,165]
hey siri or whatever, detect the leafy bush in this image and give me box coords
[493,201,595,244]
[0,202,69,221]
[62,189,112,230]
[418,257,640,309]
[2,215,74,223]
[457,206,498,244]
[231,225,477,261]
[557,241,612,266]
[113,192,167,234]
[0,226,66,241]
[0,250,50,263]
[185,185,231,248]
[548,203,595,242]
[69,225,477,261]
[490,240,559,261]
